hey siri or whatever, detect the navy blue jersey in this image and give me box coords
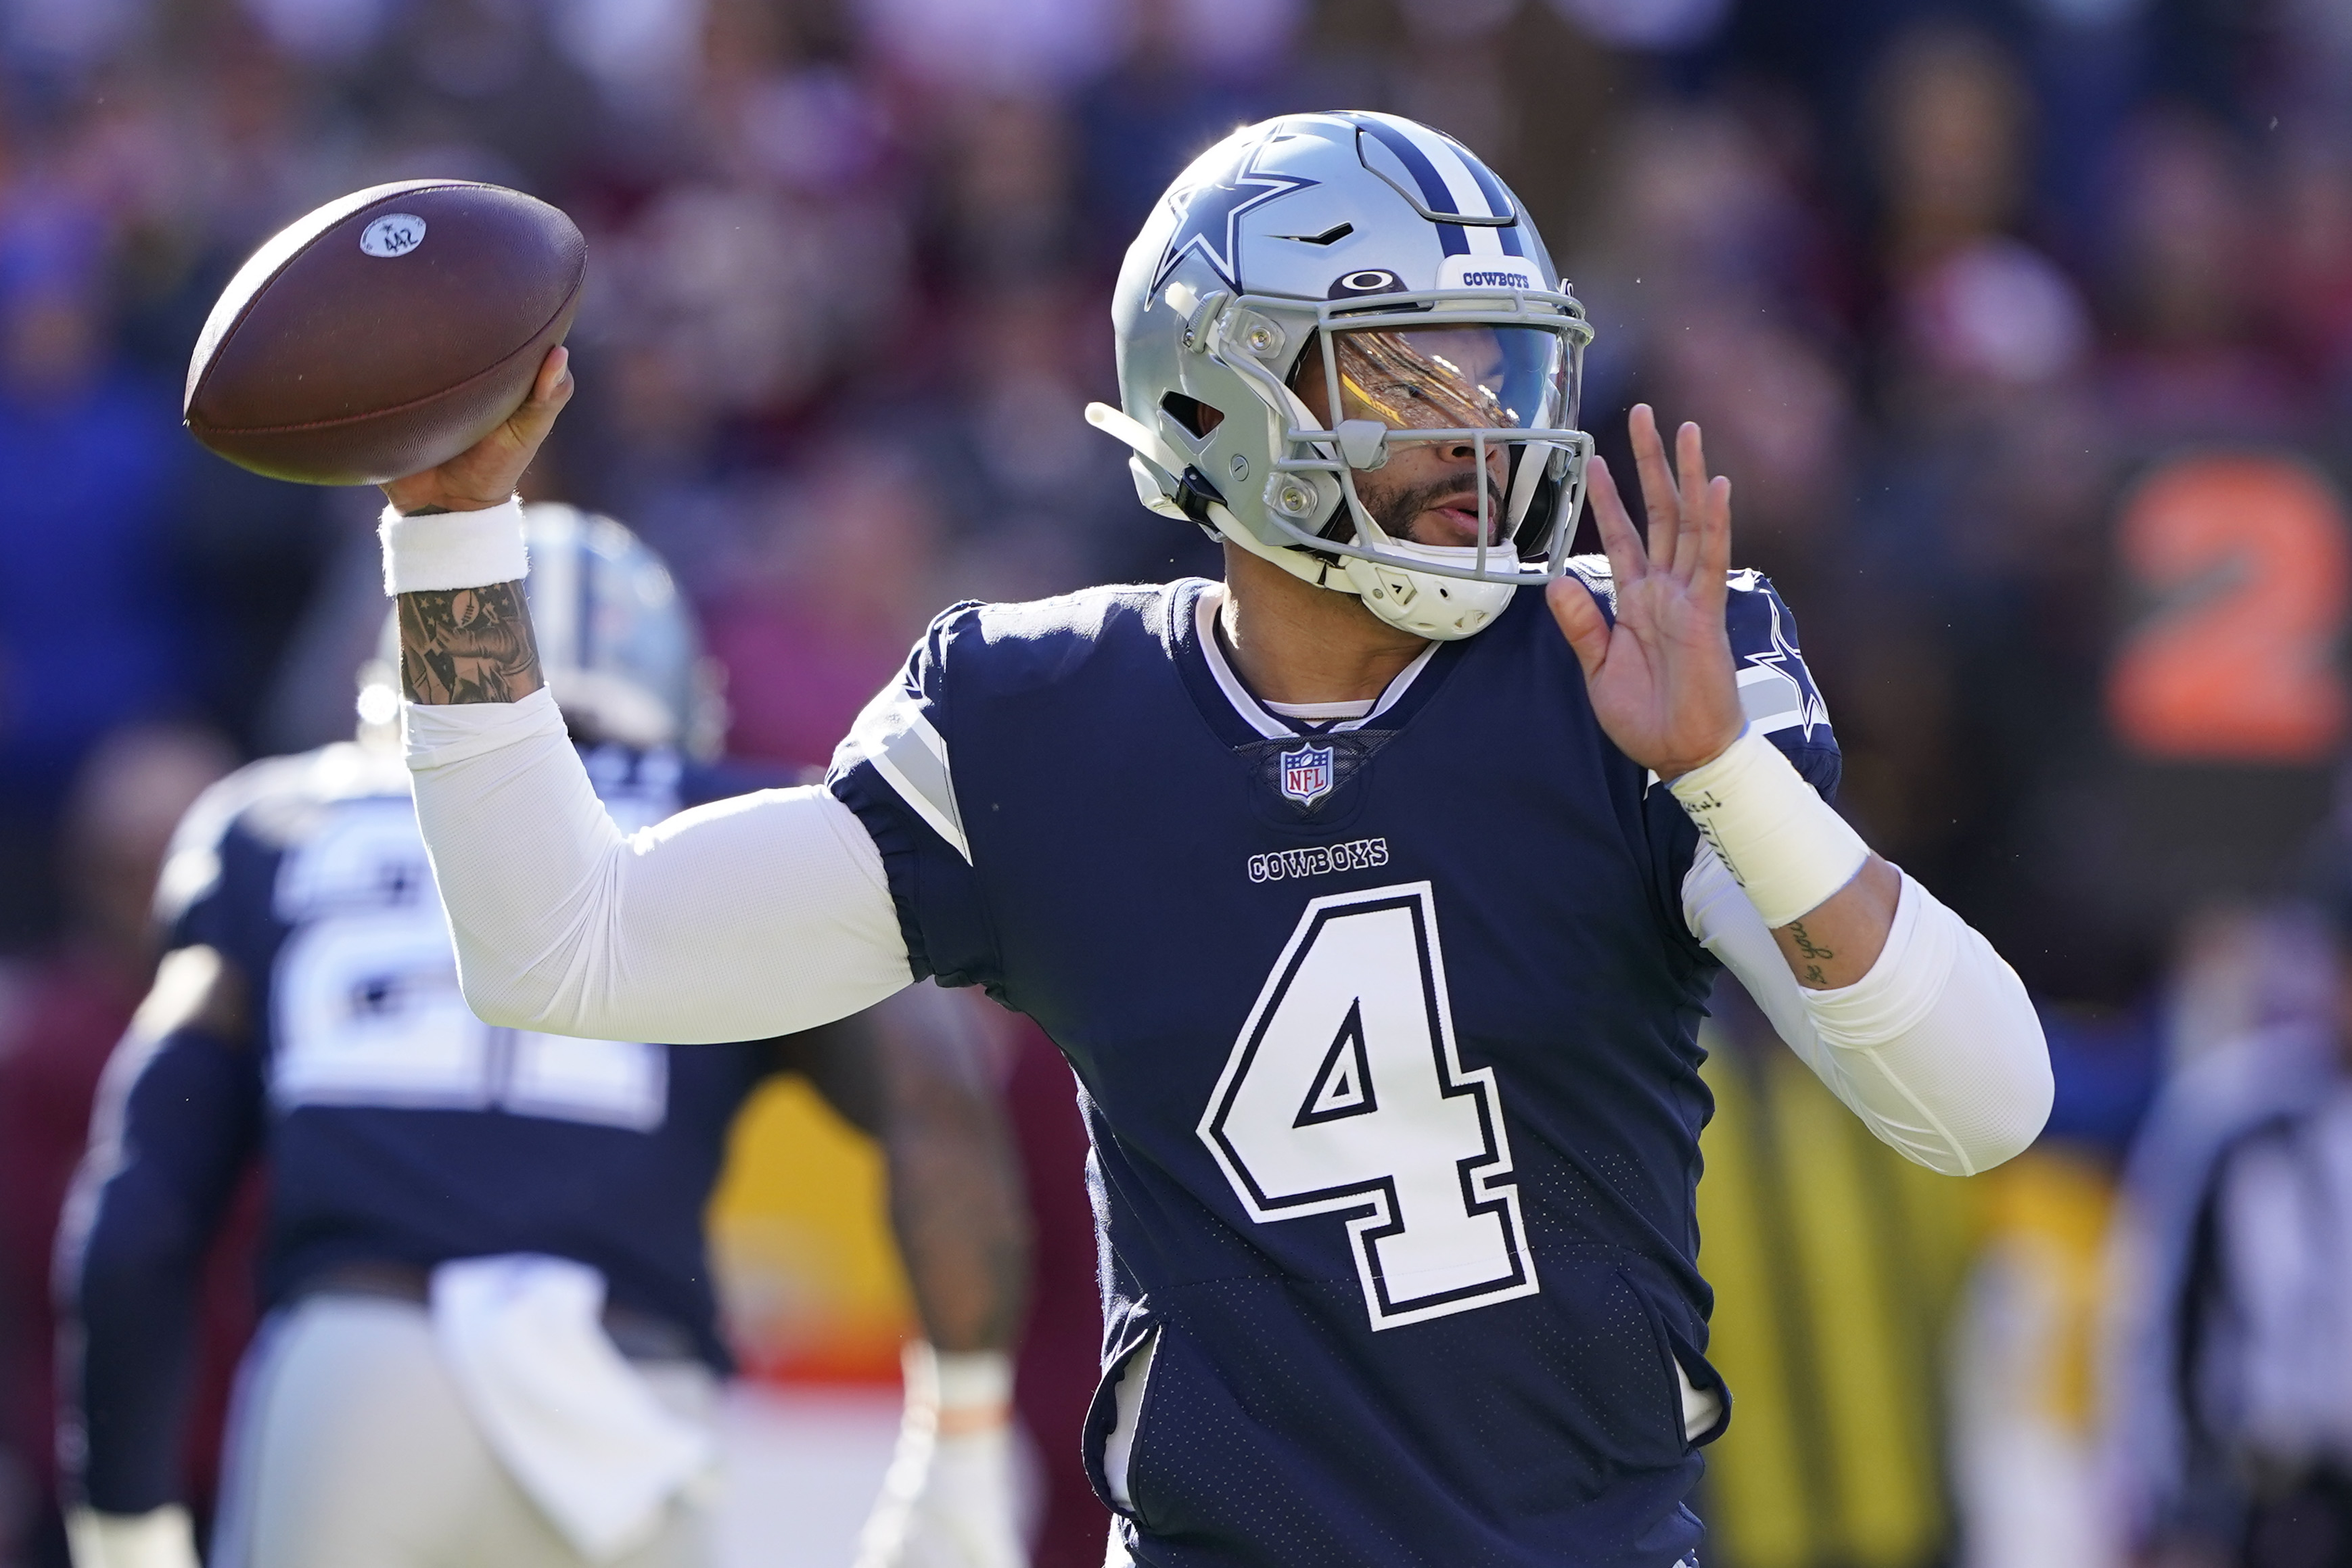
[828,566,1837,1568]
[149,740,780,1368]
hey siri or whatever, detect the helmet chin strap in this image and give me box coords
[1212,499,1364,593]
[1337,513,1534,642]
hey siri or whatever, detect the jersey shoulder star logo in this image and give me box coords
[1152,131,1318,295]
[1738,589,1830,742]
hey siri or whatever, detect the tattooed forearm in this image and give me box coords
[1767,858,1901,989]
[397,583,544,704]
[1787,920,1833,988]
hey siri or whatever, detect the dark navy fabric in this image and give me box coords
[828,567,1838,1568]
[67,1025,265,1512]
[160,743,776,1367]
[67,744,787,1511]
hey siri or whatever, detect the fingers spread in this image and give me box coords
[1699,475,1733,594]
[1669,421,1709,581]
[1628,404,1682,573]
[1585,454,1649,587]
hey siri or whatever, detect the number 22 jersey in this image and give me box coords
[827,568,1838,1568]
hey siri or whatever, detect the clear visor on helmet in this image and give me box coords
[1321,322,1571,439]
[1283,319,1583,572]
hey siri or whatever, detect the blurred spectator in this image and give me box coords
[702,442,950,771]
[857,0,1132,101]
[927,94,1078,282]
[2101,906,2352,1568]
[1567,94,1857,671]
[1546,0,1727,54]
[1072,0,1303,258]
[0,723,234,1568]
[1950,1138,2125,1568]
[917,277,1145,594]
[2100,109,2304,442]
[2267,136,2352,404]
[1869,23,2093,435]
[0,233,193,946]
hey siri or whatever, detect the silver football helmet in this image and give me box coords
[359,503,725,758]
[1090,110,1594,640]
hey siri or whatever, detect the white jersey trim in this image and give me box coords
[1194,585,1438,737]
[840,688,971,864]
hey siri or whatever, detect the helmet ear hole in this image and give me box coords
[1159,391,1225,439]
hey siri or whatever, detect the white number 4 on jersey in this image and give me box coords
[1199,882,1538,1330]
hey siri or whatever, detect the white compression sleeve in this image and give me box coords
[1685,846,2052,1176]
[404,689,913,1043]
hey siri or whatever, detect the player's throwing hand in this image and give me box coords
[1544,404,1744,782]
[380,345,574,515]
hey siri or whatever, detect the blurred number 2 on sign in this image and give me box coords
[2107,453,2351,764]
[360,213,426,258]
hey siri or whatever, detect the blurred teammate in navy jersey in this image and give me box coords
[371,111,2050,1568]
[56,506,1033,1568]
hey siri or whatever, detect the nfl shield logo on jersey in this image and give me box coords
[1279,743,1335,806]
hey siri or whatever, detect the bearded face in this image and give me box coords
[1302,323,1564,549]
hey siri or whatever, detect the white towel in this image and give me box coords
[429,1254,715,1562]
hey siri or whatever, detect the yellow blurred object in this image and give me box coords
[1945,1144,2126,1568]
[706,1076,915,1384]
[1973,1146,2115,1431]
[1696,1021,1977,1568]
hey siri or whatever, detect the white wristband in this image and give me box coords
[65,1507,200,1568]
[1668,728,1869,929]
[380,496,528,594]
[902,1341,1013,1413]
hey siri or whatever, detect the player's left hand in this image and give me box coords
[1544,404,1743,781]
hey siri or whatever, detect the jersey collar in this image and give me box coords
[1170,579,1455,745]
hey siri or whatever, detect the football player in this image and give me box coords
[55,507,1031,1568]
[370,113,2053,1567]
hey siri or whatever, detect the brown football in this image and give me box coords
[184,180,586,486]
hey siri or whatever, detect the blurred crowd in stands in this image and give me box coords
[10,0,2352,1565]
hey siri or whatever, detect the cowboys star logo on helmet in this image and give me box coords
[1151,129,1320,295]
[1088,111,1595,642]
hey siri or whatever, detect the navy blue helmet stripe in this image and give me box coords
[1360,121,1493,258]
[1361,121,1470,217]
[1359,121,1454,210]
[1457,159,1526,257]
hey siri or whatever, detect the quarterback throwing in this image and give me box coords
[380,112,2050,1568]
